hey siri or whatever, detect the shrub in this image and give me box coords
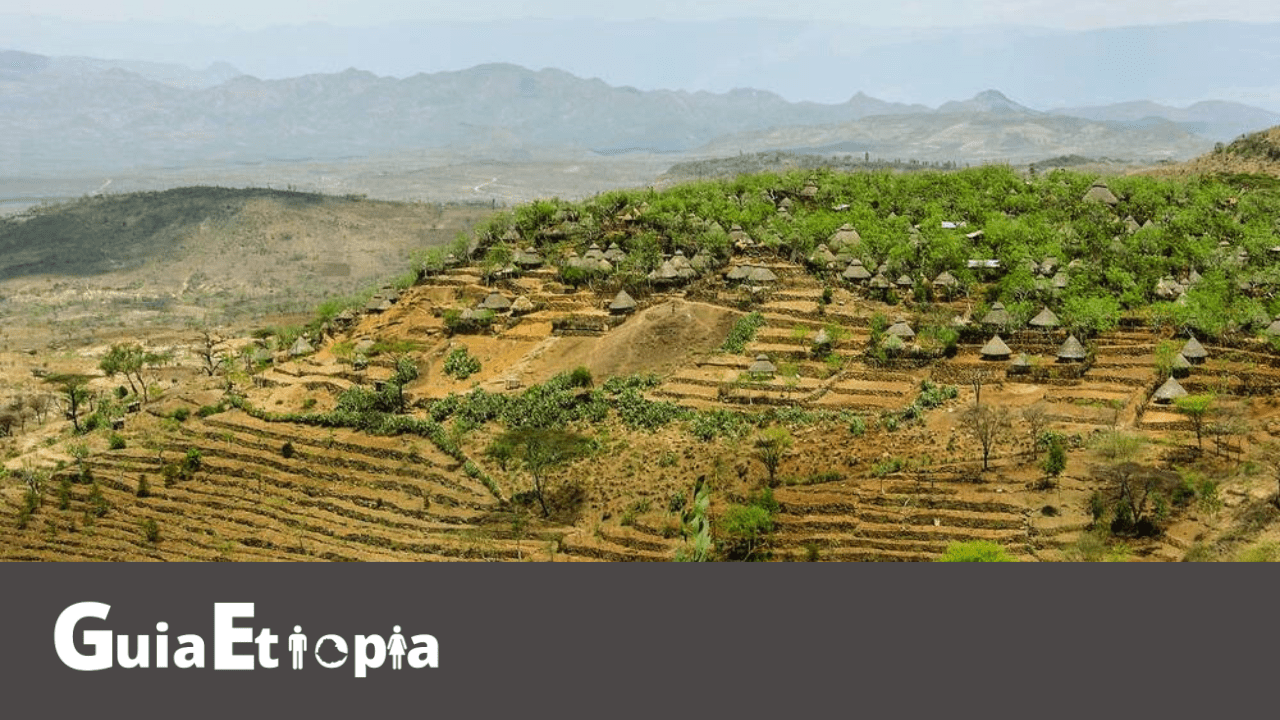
[140,518,160,543]
[108,433,126,450]
[171,407,190,422]
[136,475,151,498]
[936,540,1017,562]
[443,347,482,380]
[281,441,295,459]
[196,404,224,418]
[1042,436,1067,477]
[720,312,766,354]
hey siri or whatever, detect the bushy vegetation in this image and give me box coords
[443,347,482,380]
[720,312,766,354]
[935,540,1017,562]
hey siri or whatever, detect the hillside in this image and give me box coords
[0,187,493,340]
[1149,126,1280,179]
[3,168,1280,562]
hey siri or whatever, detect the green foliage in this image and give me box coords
[443,346,482,380]
[108,433,126,450]
[936,540,1017,562]
[171,407,190,422]
[915,380,958,409]
[717,496,777,561]
[135,474,151,498]
[281,441,295,459]
[689,409,747,442]
[720,312,766,354]
[872,457,906,477]
[754,427,794,486]
[140,518,160,543]
[1042,436,1067,477]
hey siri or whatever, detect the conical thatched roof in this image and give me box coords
[609,289,637,314]
[1057,335,1086,361]
[748,354,777,376]
[895,274,914,288]
[933,271,958,288]
[1124,216,1141,234]
[843,260,872,281]
[1153,376,1188,403]
[604,242,627,263]
[728,225,754,248]
[479,292,512,311]
[511,295,535,315]
[1266,315,1280,337]
[670,250,692,270]
[1083,180,1119,205]
[1028,307,1060,328]
[366,296,391,313]
[650,260,680,282]
[1171,353,1191,371]
[869,273,891,289]
[690,249,713,272]
[809,244,837,266]
[746,265,778,283]
[981,301,1011,326]
[813,328,832,347]
[829,224,861,249]
[726,265,749,281]
[514,247,544,267]
[800,181,818,199]
[1010,353,1032,370]
[1181,336,1207,360]
[886,319,915,339]
[289,336,315,357]
[1052,271,1070,290]
[980,334,1012,359]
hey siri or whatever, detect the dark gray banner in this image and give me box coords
[0,564,1272,718]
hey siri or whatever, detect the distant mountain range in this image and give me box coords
[0,50,1264,176]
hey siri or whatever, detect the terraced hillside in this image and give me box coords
[5,165,1280,561]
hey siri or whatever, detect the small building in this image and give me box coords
[809,244,838,268]
[604,242,627,264]
[869,273,891,290]
[1056,335,1087,363]
[1181,336,1208,365]
[843,260,871,282]
[1083,180,1119,206]
[608,290,637,315]
[511,295,535,315]
[1009,353,1032,374]
[748,354,777,378]
[895,274,914,289]
[886,319,915,340]
[933,271,959,289]
[479,292,512,312]
[1171,352,1191,378]
[289,336,315,357]
[726,265,750,282]
[829,223,861,249]
[1153,376,1188,404]
[746,266,778,284]
[1265,315,1280,337]
[1028,307,1060,329]
[980,334,1012,360]
[981,301,1011,327]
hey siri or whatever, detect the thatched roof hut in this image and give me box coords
[886,319,915,339]
[869,273,891,289]
[1181,336,1207,363]
[609,290,637,315]
[1265,315,1280,337]
[748,354,777,377]
[604,242,627,264]
[690,249,714,273]
[1028,307,1060,329]
[1052,272,1070,290]
[510,295,535,315]
[843,260,872,282]
[980,334,1012,360]
[514,247,544,267]
[981,301,1011,326]
[809,244,837,267]
[813,328,832,348]
[729,225,754,249]
[289,336,315,357]
[1153,376,1188,404]
[650,260,680,283]
[479,292,512,312]
[830,224,861,249]
[1056,335,1087,362]
[1083,180,1119,205]
[1009,353,1032,373]
[726,265,749,282]
[1171,352,1191,376]
[800,181,818,199]
[1124,216,1141,234]
[895,274,914,288]
[933,271,958,288]
[746,265,778,284]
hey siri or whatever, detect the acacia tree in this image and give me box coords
[196,330,228,377]
[963,402,1012,471]
[495,427,591,518]
[754,427,793,487]
[1022,401,1049,455]
[1174,394,1215,453]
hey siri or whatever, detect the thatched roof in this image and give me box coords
[1028,307,1060,328]
[981,301,1011,326]
[1057,335,1086,361]
[1010,353,1032,370]
[726,265,749,281]
[1182,336,1207,360]
[1052,271,1070,290]
[830,223,861,248]
[800,182,818,199]
[1124,216,1141,234]
[670,250,692,270]
[1171,352,1191,371]
[746,266,778,283]
[514,247,544,267]
[843,260,872,281]
[1083,180,1119,205]
[809,244,837,266]
[479,292,512,311]
[728,225,754,248]
[813,328,832,347]
[980,334,1012,359]
[1266,316,1280,337]
[895,274,914,288]
[289,336,315,357]
[1153,376,1188,403]
[869,273,891,289]
[933,271,958,287]
[609,290,637,314]
[748,354,777,376]
[1154,277,1181,300]
[886,320,915,339]
[690,249,713,272]
[511,295,535,315]
[650,260,680,282]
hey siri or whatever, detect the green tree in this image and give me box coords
[1174,394,1215,453]
[496,427,592,517]
[962,402,1012,471]
[753,427,793,487]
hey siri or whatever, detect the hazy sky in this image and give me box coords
[4,0,1280,30]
